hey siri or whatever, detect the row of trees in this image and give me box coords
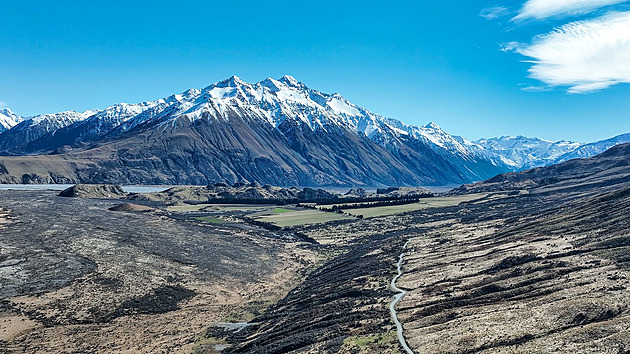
[322,196,428,212]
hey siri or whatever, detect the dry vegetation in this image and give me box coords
[398,189,630,353]
[0,191,320,353]
[340,194,487,218]
[3,144,630,353]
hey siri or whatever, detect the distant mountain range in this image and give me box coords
[471,134,630,170]
[455,142,630,197]
[0,76,628,186]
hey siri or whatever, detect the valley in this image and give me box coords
[2,143,630,353]
[4,0,630,351]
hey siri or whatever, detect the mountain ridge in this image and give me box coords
[0,75,628,186]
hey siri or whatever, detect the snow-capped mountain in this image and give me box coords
[0,75,627,185]
[0,109,24,132]
[0,76,494,163]
[0,110,98,152]
[0,76,506,185]
[553,133,630,164]
[468,133,630,171]
[470,136,582,170]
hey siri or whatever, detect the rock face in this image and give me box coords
[59,184,127,199]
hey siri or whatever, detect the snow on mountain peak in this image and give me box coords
[471,135,583,170]
[258,77,284,92]
[140,75,470,150]
[224,75,244,86]
[0,108,23,132]
[279,75,300,87]
[28,110,86,125]
[424,122,442,130]
[326,96,361,117]
[280,74,297,83]
[183,88,201,97]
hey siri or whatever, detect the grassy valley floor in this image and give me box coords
[2,175,630,353]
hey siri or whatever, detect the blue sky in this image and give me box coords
[1,0,629,142]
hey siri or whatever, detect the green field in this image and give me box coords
[273,207,294,214]
[255,209,351,227]
[342,194,487,218]
[169,194,488,225]
[195,216,225,224]
[217,206,270,212]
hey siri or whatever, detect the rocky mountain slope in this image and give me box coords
[399,169,630,353]
[3,142,630,353]
[1,75,628,186]
[0,76,505,186]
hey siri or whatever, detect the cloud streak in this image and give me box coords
[514,0,629,20]
[509,11,630,93]
[480,7,509,20]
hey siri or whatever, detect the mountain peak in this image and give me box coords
[424,122,442,130]
[0,108,24,132]
[228,75,243,82]
[279,75,300,87]
[216,75,245,88]
[259,77,283,91]
[181,88,201,98]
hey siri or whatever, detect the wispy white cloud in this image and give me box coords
[507,11,630,93]
[514,0,629,20]
[0,101,6,109]
[500,41,523,52]
[480,6,509,20]
[521,85,554,92]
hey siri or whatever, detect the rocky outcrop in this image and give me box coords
[108,203,156,212]
[59,184,127,199]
